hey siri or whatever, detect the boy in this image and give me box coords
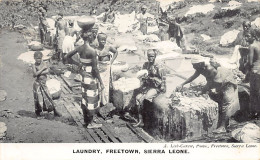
[32,51,61,117]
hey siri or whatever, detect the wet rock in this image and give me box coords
[0,122,7,139]
[143,90,218,141]
[0,90,7,102]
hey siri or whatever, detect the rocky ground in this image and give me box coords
[0,0,260,143]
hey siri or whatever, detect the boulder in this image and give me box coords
[112,77,141,111]
[151,40,182,54]
[220,30,240,47]
[221,1,242,10]
[201,34,211,41]
[143,93,218,141]
[185,4,215,16]
[0,90,7,102]
[111,61,130,74]
[46,79,61,100]
[14,24,26,30]
[232,123,260,143]
[28,41,43,51]
[18,50,52,64]
[136,34,161,42]
[0,122,7,139]
[252,17,260,29]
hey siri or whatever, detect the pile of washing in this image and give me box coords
[170,85,217,110]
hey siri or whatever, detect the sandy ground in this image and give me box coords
[0,30,88,143]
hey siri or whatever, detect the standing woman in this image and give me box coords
[64,18,105,129]
[96,33,118,105]
[38,7,49,44]
[245,29,260,119]
[176,58,240,133]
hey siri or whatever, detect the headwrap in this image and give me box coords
[34,51,43,59]
[141,5,147,9]
[147,49,156,57]
[97,33,107,39]
[58,12,63,17]
[191,57,204,64]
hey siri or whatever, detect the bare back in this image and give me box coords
[77,44,97,59]
[252,41,260,63]
[56,19,66,31]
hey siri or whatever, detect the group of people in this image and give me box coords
[33,4,260,132]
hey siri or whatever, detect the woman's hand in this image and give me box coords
[175,84,184,92]
[100,83,105,91]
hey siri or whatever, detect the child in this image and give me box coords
[32,51,61,117]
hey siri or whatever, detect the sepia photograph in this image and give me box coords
[0,0,259,159]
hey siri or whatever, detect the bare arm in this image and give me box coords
[92,51,104,89]
[249,45,255,69]
[32,64,48,78]
[109,46,118,64]
[64,47,78,59]
[74,31,81,44]
[110,12,115,23]
[181,71,200,86]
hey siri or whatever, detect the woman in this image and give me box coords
[133,49,166,127]
[96,33,118,105]
[38,7,49,44]
[32,51,61,117]
[62,20,78,62]
[64,22,105,129]
[176,58,240,133]
[245,29,260,118]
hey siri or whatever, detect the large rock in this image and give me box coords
[143,94,218,141]
[112,77,141,111]
[220,30,240,47]
[252,17,260,29]
[18,50,52,64]
[0,122,7,139]
[28,41,43,51]
[111,61,130,74]
[46,79,61,100]
[185,4,215,16]
[232,123,260,143]
[0,90,7,102]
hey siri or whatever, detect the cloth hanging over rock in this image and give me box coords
[220,30,240,47]
[232,123,260,143]
[18,50,52,64]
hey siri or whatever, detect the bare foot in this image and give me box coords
[133,121,144,128]
[87,122,102,129]
[213,127,226,134]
